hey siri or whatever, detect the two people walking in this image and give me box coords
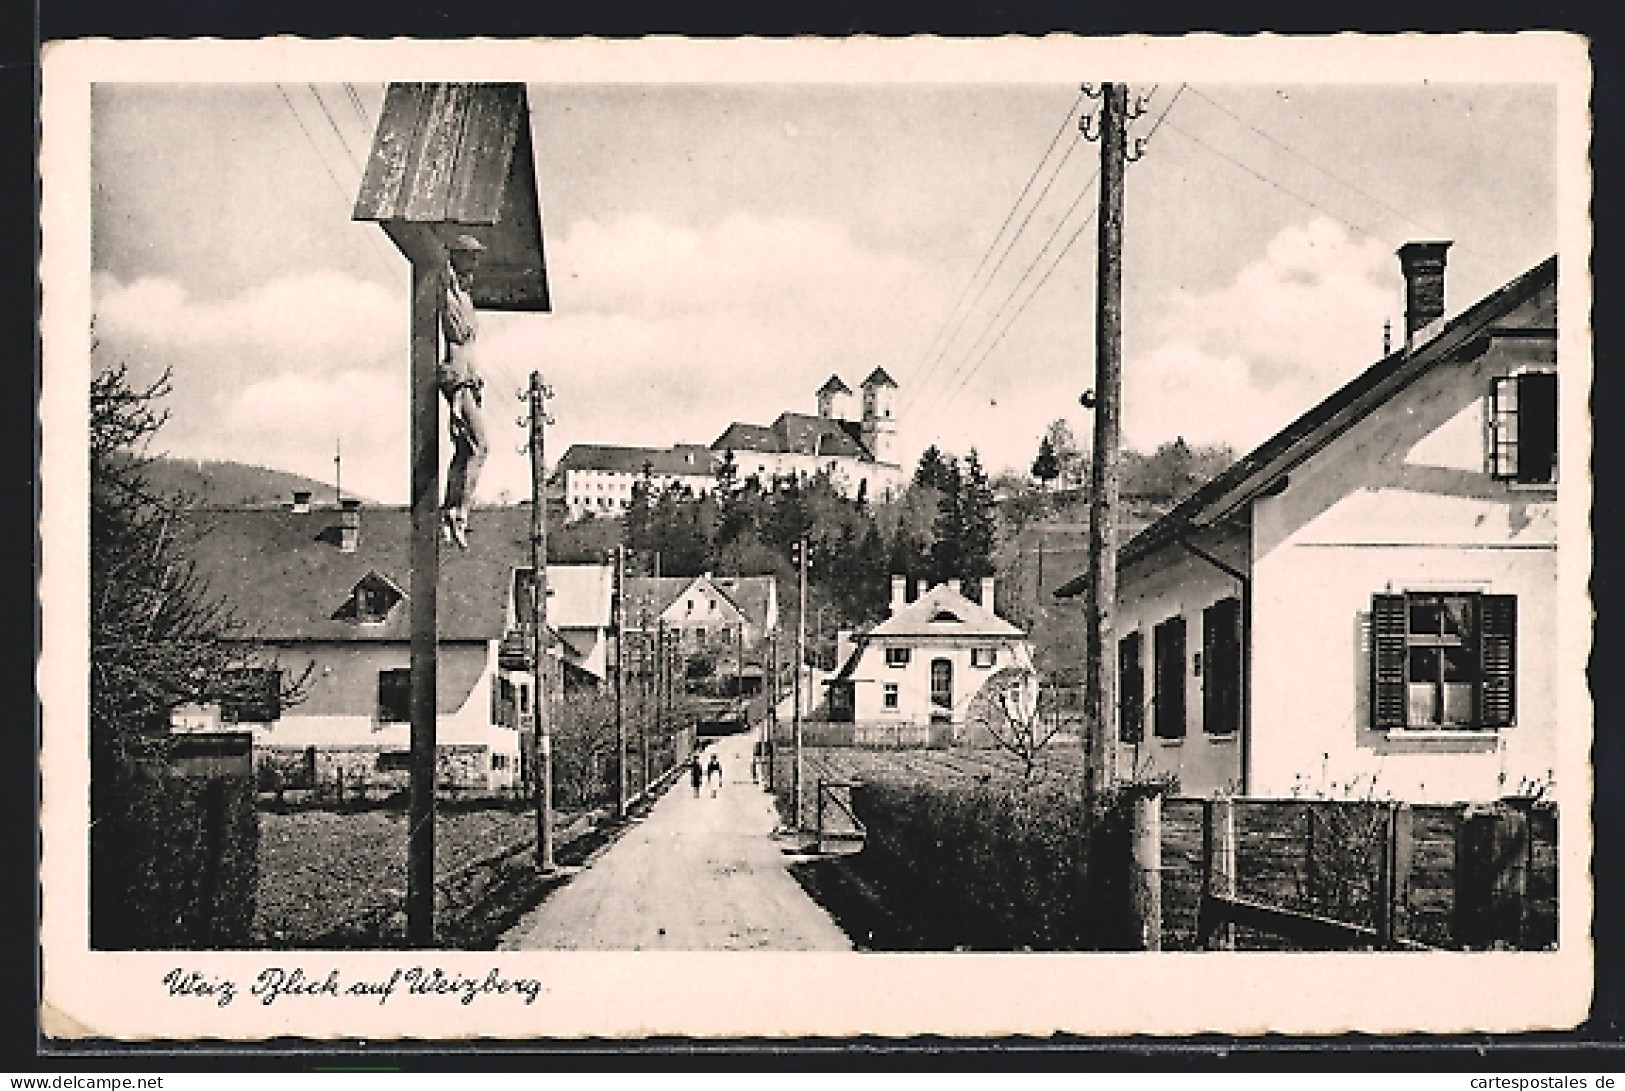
[690,752,725,798]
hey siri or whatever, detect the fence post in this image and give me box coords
[1456,803,1529,949]
[1199,797,1237,950]
[1374,801,1413,948]
[816,779,825,854]
[1129,789,1163,951]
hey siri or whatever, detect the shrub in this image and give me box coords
[92,760,258,949]
[847,780,1143,950]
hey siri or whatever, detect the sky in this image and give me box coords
[90,81,1558,505]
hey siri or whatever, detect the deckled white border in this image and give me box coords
[39,33,1595,1040]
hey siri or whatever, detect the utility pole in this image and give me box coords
[793,537,809,828]
[1081,83,1127,811]
[766,632,777,791]
[614,544,627,817]
[527,371,555,873]
[639,609,651,797]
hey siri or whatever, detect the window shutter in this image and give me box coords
[1480,594,1517,727]
[1118,632,1143,744]
[1516,371,1558,484]
[1371,594,1407,729]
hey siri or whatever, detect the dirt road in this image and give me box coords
[498,730,851,951]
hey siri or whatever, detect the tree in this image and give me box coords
[1043,417,1087,488]
[966,668,1063,786]
[1031,435,1061,489]
[958,448,998,585]
[91,364,301,765]
[928,453,965,587]
[912,444,957,493]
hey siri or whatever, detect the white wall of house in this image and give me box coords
[176,639,522,788]
[562,466,713,519]
[1114,525,1250,794]
[1249,306,1557,803]
[844,635,1035,724]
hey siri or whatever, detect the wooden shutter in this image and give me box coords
[1118,632,1144,743]
[1371,594,1408,729]
[1516,371,1558,484]
[1480,594,1517,727]
[1203,597,1242,735]
[1154,616,1187,739]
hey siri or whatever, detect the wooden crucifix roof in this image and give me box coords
[353,82,550,312]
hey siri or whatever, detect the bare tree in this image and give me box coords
[967,667,1063,786]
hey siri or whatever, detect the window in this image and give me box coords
[220,667,281,723]
[1490,371,1558,484]
[883,682,899,710]
[1202,597,1242,736]
[885,646,911,668]
[1118,632,1144,743]
[1372,592,1515,729]
[1153,616,1187,739]
[378,668,411,723]
[491,754,508,771]
[970,647,997,668]
[930,658,953,709]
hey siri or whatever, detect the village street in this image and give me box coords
[497,728,851,951]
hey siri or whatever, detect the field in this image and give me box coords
[254,804,543,946]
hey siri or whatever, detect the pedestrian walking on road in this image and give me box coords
[689,756,704,797]
[706,754,723,797]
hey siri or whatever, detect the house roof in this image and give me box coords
[622,574,777,633]
[1054,253,1557,597]
[555,443,717,478]
[711,412,873,461]
[866,582,1025,640]
[182,504,539,642]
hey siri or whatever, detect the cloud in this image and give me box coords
[1124,218,1396,453]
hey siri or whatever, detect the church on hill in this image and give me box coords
[556,369,907,520]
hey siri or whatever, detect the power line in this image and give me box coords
[309,84,368,176]
[896,88,1086,418]
[1161,115,1401,251]
[921,85,1179,425]
[923,183,1102,427]
[1185,86,1434,238]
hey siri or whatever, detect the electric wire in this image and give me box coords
[913,169,1101,425]
[895,88,1087,418]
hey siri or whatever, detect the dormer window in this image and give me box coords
[335,571,404,625]
[929,609,962,624]
[1490,371,1558,484]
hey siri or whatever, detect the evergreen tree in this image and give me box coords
[929,454,965,587]
[912,444,957,493]
[959,448,998,583]
[1031,435,1060,489]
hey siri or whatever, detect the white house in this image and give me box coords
[822,576,1036,743]
[1058,244,1561,804]
[172,503,614,791]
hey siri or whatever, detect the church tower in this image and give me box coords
[816,374,854,420]
[860,367,899,464]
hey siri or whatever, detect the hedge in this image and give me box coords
[91,769,258,949]
[846,780,1140,951]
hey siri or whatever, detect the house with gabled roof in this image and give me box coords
[170,501,613,791]
[1055,243,1563,803]
[621,571,779,670]
[821,575,1036,744]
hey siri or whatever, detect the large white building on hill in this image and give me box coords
[555,370,907,520]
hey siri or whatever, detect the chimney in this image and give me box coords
[890,575,908,613]
[338,497,361,553]
[290,489,312,514]
[1398,240,1452,349]
[979,576,996,613]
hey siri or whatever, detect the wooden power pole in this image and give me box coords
[614,544,627,818]
[793,537,808,827]
[1083,83,1127,811]
[528,372,555,873]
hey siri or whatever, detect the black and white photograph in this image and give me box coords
[39,34,1593,1039]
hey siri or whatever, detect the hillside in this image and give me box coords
[141,457,351,509]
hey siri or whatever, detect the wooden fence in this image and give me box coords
[1157,796,1557,951]
[799,721,955,748]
